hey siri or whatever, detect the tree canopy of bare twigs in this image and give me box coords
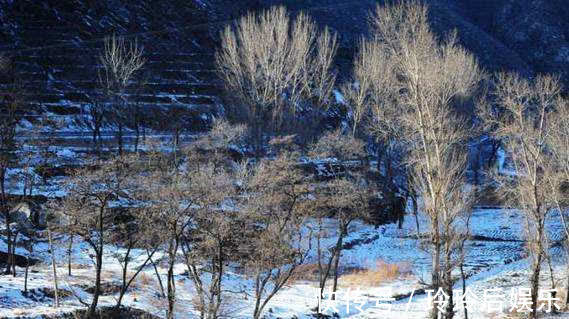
[545,95,569,307]
[239,151,312,319]
[479,73,563,319]
[346,2,482,318]
[216,6,337,146]
[98,35,145,154]
[55,154,142,318]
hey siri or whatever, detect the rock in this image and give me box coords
[0,251,40,267]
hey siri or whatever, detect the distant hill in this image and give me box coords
[1,0,567,128]
[213,0,569,86]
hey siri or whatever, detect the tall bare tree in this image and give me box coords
[181,164,243,319]
[111,206,159,310]
[99,35,145,155]
[139,156,195,319]
[216,6,337,151]
[0,59,23,276]
[546,96,569,308]
[308,130,371,302]
[479,73,562,319]
[351,2,482,318]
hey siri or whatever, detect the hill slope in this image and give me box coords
[1,0,568,131]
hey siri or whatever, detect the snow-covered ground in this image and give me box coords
[0,136,567,318]
[1,206,568,318]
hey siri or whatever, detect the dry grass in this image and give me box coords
[287,263,321,284]
[100,270,116,281]
[340,260,410,287]
[69,263,90,270]
[12,309,29,316]
[135,272,153,290]
[484,312,526,319]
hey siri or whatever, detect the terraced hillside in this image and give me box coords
[0,0,221,133]
[1,0,568,135]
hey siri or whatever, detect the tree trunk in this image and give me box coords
[530,252,543,319]
[4,215,12,274]
[412,195,420,238]
[134,123,139,152]
[566,257,569,308]
[431,233,441,319]
[92,128,98,150]
[67,234,73,276]
[117,122,123,155]
[149,251,165,298]
[460,262,467,319]
[88,207,105,318]
[331,229,345,300]
[444,264,454,319]
[546,252,557,313]
[1,169,13,275]
[47,228,59,308]
[86,250,103,318]
[116,249,129,310]
[167,238,179,319]
[11,232,17,276]
[24,259,29,294]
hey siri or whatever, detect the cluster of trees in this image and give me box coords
[46,120,375,319]
[2,1,569,319]
[216,2,569,319]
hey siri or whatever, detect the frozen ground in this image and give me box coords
[1,206,568,318]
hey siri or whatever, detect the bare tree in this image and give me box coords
[216,6,337,151]
[47,221,59,308]
[351,2,482,318]
[57,155,140,318]
[139,160,191,319]
[546,96,569,308]
[99,35,145,155]
[126,74,150,152]
[181,166,243,319]
[242,150,313,319]
[479,73,562,319]
[81,96,106,152]
[312,176,371,303]
[137,120,246,319]
[174,120,246,319]
[308,130,371,302]
[0,59,23,276]
[111,205,160,310]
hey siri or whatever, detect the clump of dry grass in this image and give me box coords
[134,272,153,290]
[12,309,29,316]
[287,263,321,284]
[69,263,90,270]
[340,260,407,287]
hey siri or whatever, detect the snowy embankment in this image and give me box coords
[1,205,568,318]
